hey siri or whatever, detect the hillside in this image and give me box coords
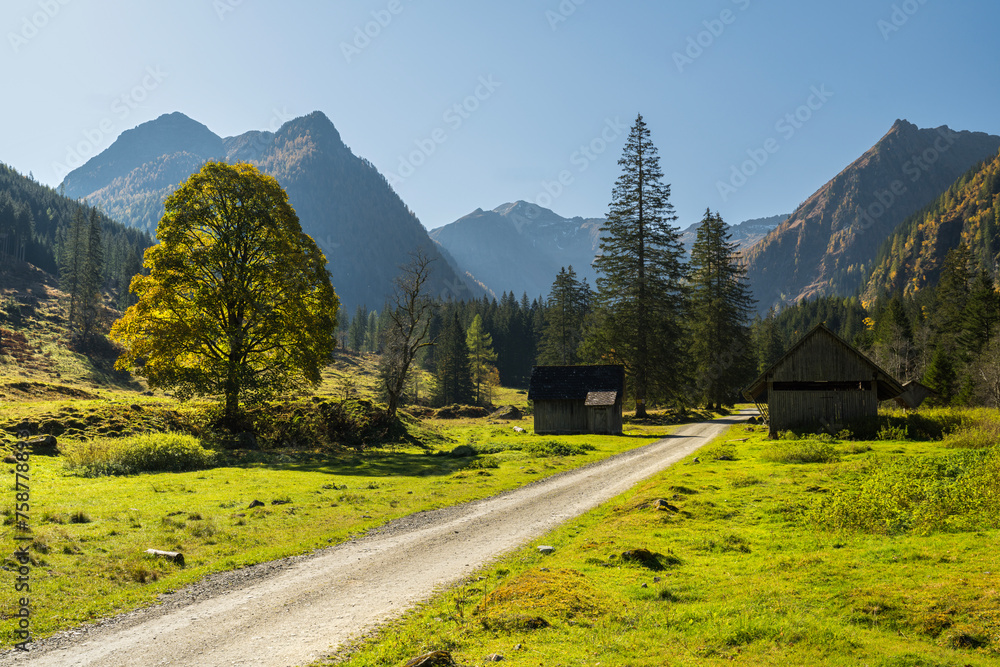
[61,112,481,311]
[864,149,1000,299]
[744,120,1000,311]
[0,162,152,308]
[429,201,604,299]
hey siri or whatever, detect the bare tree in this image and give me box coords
[378,251,437,417]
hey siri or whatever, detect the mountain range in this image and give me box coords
[38,112,1000,317]
[744,120,1000,311]
[61,111,482,312]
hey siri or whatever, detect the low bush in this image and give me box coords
[63,433,217,476]
[811,447,1000,534]
[762,440,840,464]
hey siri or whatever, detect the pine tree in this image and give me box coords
[348,305,368,352]
[433,312,474,406]
[958,270,1000,358]
[751,307,785,374]
[688,209,755,407]
[466,314,498,406]
[591,113,688,416]
[60,206,87,329]
[78,208,105,343]
[538,266,592,366]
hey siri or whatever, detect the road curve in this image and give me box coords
[3,411,750,667]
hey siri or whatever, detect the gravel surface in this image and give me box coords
[1,412,750,667]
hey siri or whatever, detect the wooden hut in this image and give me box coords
[743,323,903,438]
[528,366,625,435]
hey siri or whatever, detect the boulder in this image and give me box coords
[248,499,265,509]
[28,435,58,456]
[489,405,522,420]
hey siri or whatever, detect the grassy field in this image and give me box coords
[0,400,699,648]
[324,409,1000,667]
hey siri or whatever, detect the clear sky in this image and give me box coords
[2,0,998,231]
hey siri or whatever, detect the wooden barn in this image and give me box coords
[743,324,904,438]
[528,365,625,435]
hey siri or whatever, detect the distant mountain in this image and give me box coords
[61,112,482,311]
[744,120,1000,311]
[864,150,1000,300]
[678,214,788,257]
[429,201,605,299]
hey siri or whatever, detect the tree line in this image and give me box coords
[366,115,759,414]
[758,242,1000,407]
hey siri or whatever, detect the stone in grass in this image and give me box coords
[402,651,455,667]
[538,545,555,554]
[248,500,265,509]
[489,405,522,420]
[145,549,185,566]
[485,654,505,662]
[653,499,679,512]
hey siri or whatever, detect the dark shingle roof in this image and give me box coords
[528,366,625,402]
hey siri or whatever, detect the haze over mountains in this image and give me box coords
[61,111,482,312]
[745,120,1000,311]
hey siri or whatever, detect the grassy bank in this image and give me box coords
[327,408,1000,666]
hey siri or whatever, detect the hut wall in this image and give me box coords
[534,400,588,434]
[769,387,877,436]
[770,336,877,383]
[586,404,623,435]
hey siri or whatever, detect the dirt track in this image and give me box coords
[2,412,750,667]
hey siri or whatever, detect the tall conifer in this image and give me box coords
[592,114,687,416]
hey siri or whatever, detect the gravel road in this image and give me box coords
[2,411,750,667]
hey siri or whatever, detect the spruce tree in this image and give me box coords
[78,208,105,343]
[60,206,87,330]
[538,266,592,366]
[591,113,688,416]
[465,314,497,406]
[688,209,755,407]
[433,312,474,406]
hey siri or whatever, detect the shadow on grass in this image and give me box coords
[228,449,467,479]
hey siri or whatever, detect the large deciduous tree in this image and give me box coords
[688,209,755,407]
[592,113,688,417]
[110,162,339,423]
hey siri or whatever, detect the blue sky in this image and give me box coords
[2,0,997,231]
